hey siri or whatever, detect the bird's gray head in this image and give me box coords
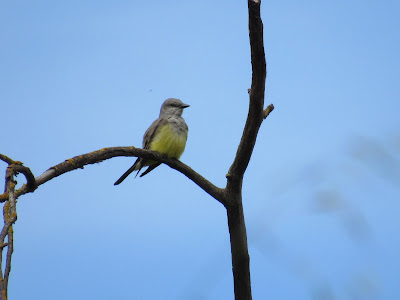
[159,98,190,117]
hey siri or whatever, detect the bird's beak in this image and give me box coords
[181,103,190,108]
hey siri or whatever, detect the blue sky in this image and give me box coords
[1,0,400,299]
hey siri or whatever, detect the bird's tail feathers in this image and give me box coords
[139,162,161,177]
[114,158,141,185]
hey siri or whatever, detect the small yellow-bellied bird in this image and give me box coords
[114,98,189,185]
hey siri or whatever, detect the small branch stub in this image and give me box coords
[263,104,274,119]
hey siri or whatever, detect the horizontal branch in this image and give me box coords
[0,148,226,206]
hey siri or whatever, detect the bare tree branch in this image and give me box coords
[10,164,36,192]
[0,165,18,299]
[0,148,226,206]
[0,158,36,201]
[222,1,271,299]
[0,155,14,166]
[263,103,274,119]
[226,0,272,195]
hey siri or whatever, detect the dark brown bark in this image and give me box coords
[223,1,268,298]
[227,197,252,300]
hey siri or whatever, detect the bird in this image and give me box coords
[114,98,189,185]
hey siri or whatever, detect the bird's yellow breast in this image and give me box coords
[149,123,187,159]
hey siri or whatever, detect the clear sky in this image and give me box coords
[1,0,399,299]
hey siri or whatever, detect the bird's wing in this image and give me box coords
[114,118,171,185]
[142,117,169,149]
[135,117,170,177]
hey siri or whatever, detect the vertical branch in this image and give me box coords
[0,166,18,300]
[226,0,266,192]
[226,195,252,300]
[224,1,269,299]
